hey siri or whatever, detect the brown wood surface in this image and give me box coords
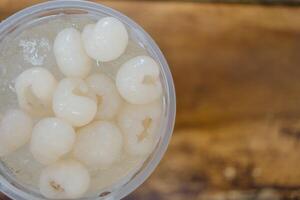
[1,0,300,200]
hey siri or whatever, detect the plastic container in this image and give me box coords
[0,1,176,200]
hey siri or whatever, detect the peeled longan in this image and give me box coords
[0,109,33,156]
[54,28,92,78]
[15,67,57,116]
[30,117,76,165]
[118,102,161,156]
[82,17,128,62]
[116,56,162,105]
[39,160,90,199]
[73,121,123,169]
[86,73,122,120]
[52,78,97,127]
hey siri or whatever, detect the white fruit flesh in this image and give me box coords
[0,109,33,156]
[118,102,161,156]
[116,56,162,104]
[30,118,76,165]
[86,73,122,120]
[15,67,57,116]
[82,17,128,62]
[39,160,90,199]
[52,78,97,127]
[73,121,123,169]
[54,28,92,78]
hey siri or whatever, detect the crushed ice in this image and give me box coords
[19,38,51,66]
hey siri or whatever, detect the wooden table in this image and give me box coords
[1,0,300,199]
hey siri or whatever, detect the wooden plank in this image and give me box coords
[0,0,43,16]
[0,194,6,200]
[125,119,300,200]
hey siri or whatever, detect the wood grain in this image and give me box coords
[0,1,300,199]
[126,119,300,200]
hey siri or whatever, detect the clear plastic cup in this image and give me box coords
[0,1,176,200]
